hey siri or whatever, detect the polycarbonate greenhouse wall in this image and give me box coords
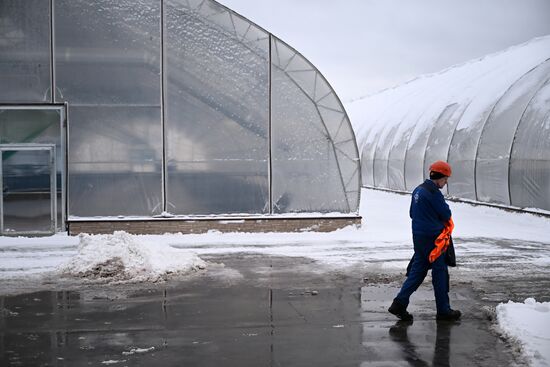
[350,36,550,212]
[0,0,360,220]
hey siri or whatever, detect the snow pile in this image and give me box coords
[122,346,155,355]
[101,361,126,365]
[57,231,206,283]
[496,298,550,367]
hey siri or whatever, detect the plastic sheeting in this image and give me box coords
[510,81,550,210]
[165,0,270,215]
[67,106,163,216]
[0,0,51,102]
[350,35,550,211]
[271,39,359,213]
[54,0,163,217]
[476,60,550,205]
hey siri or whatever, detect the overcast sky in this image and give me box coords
[221,0,550,103]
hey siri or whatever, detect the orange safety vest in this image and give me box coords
[429,217,454,263]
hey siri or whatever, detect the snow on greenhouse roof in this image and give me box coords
[347,35,550,149]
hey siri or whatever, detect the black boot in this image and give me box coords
[436,309,461,321]
[388,299,413,321]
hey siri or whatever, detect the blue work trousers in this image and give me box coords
[395,234,450,314]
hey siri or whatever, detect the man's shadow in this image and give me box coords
[388,320,456,366]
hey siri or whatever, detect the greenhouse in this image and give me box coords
[0,0,361,235]
[350,36,550,212]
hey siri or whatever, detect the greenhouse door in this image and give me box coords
[0,145,57,235]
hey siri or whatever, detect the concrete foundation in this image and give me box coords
[67,216,362,235]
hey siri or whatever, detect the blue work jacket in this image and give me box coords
[410,179,452,236]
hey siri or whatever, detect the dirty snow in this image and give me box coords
[57,231,206,283]
[122,346,155,355]
[101,360,126,365]
[496,299,550,367]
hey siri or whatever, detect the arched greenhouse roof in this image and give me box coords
[348,35,550,211]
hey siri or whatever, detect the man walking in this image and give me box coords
[388,160,461,321]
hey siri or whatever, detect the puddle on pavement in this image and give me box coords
[0,255,519,366]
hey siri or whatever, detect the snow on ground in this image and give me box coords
[57,231,206,283]
[1,188,550,365]
[496,299,550,367]
[1,188,549,280]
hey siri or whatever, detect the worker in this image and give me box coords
[388,160,461,321]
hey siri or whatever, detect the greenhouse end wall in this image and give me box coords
[0,0,361,234]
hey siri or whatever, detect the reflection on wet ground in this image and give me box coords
[0,255,521,367]
[360,284,515,366]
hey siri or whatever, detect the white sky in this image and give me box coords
[220,0,550,102]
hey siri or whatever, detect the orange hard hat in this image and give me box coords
[429,160,452,177]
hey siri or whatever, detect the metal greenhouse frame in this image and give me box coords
[0,0,361,234]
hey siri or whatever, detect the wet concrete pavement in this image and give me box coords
[0,254,524,367]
